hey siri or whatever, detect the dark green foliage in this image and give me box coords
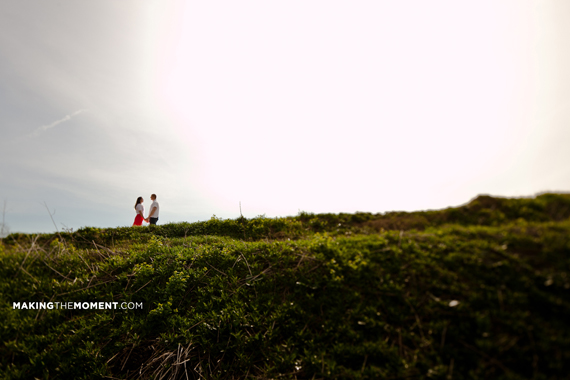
[1,193,569,379]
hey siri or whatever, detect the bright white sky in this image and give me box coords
[1,0,569,233]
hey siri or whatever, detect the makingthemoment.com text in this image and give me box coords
[13,301,143,310]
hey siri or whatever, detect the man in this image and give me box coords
[146,194,160,225]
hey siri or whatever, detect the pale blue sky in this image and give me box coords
[1,0,569,234]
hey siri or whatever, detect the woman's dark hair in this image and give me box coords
[134,197,143,210]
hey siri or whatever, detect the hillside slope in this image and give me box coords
[1,193,569,379]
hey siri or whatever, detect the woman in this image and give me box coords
[133,196,147,226]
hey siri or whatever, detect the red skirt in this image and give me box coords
[133,214,144,226]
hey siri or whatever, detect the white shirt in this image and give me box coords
[136,203,144,215]
[149,200,159,218]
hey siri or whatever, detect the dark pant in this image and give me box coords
[149,217,159,225]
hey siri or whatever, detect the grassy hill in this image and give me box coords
[1,193,569,379]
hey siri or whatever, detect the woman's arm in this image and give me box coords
[138,207,147,222]
[142,208,150,222]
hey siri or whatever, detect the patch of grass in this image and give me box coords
[1,194,569,379]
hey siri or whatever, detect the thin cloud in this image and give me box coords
[28,109,87,137]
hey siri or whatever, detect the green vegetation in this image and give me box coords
[1,193,569,379]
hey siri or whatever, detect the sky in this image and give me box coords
[1,0,569,234]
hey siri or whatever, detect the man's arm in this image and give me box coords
[148,206,157,218]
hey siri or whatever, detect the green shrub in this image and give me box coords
[2,194,570,379]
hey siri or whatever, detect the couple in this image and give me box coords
[133,194,160,226]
